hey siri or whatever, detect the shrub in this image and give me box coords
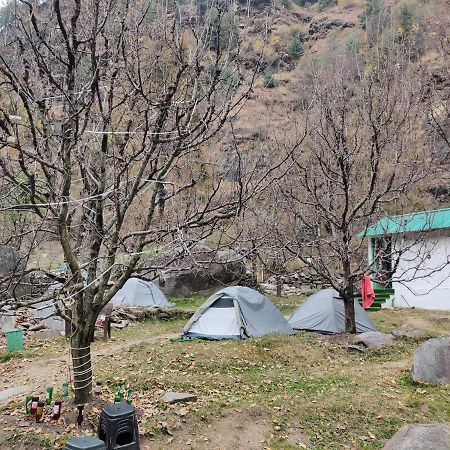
[359,0,381,29]
[263,67,278,88]
[318,0,337,11]
[345,35,358,53]
[288,37,304,59]
[398,0,416,34]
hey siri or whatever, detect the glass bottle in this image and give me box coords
[30,396,39,417]
[46,387,53,405]
[126,388,133,405]
[52,401,62,420]
[35,401,45,422]
[25,395,33,414]
[117,380,125,399]
[94,381,102,396]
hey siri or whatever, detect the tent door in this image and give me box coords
[187,295,241,338]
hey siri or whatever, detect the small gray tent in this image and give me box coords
[182,286,294,340]
[110,278,172,308]
[288,289,377,334]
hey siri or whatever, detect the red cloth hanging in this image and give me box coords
[361,276,375,309]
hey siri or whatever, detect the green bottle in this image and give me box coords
[126,388,133,405]
[117,381,125,399]
[46,387,53,405]
[25,395,33,414]
[62,383,69,398]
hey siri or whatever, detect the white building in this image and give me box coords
[363,208,450,311]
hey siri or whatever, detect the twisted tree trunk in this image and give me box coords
[343,282,356,334]
[70,313,96,404]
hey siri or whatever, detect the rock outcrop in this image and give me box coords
[411,337,450,384]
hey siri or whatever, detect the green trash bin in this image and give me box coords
[5,329,24,352]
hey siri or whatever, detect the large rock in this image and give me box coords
[392,330,426,339]
[34,329,62,340]
[138,242,249,297]
[382,423,450,450]
[162,392,197,404]
[33,298,66,332]
[0,245,29,298]
[28,322,48,331]
[0,308,15,332]
[411,337,450,384]
[353,331,395,349]
[0,245,25,278]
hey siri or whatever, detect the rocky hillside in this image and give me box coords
[222,0,449,207]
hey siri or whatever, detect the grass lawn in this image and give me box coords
[1,297,449,449]
[91,306,450,450]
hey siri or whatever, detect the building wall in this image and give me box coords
[393,235,450,310]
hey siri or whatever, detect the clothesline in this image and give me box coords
[85,129,187,136]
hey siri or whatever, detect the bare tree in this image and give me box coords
[0,0,266,403]
[269,50,434,333]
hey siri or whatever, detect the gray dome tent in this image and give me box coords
[110,278,172,308]
[182,286,294,340]
[288,289,377,334]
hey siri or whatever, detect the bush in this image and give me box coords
[398,0,416,34]
[359,0,381,29]
[318,0,337,10]
[288,38,304,59]
[263,67,278,88]
[345,35,358,53]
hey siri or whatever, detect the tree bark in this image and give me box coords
[343,288,356,334]
[70,319,95,404]
[276,275,282,297]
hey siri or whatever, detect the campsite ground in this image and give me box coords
[0,297,449,450]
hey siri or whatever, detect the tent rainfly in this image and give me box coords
[182,286,294,340]
[288,289,378,334]
[110,278,172,308]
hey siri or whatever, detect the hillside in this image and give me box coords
[222,0,449,209]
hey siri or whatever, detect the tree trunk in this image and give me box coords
[276,275,282,297]
[70,320,95,404]
[343,290,356,334]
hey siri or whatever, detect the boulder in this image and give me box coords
[392,330,426,339]
[411,337,450,384]
[382,423,450,450]
[0,310,15,332]
[162,392,197,404]
[353,331,395,349]
[28,322,48,331]
[308,18,354,41]
[347,344,365,353]
[0,245,25,278]
[33,298,66,332]
[140,242,248,297]
[0,245,30,298]
[34,329,62,340]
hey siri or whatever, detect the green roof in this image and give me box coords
[359,208,450,237]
